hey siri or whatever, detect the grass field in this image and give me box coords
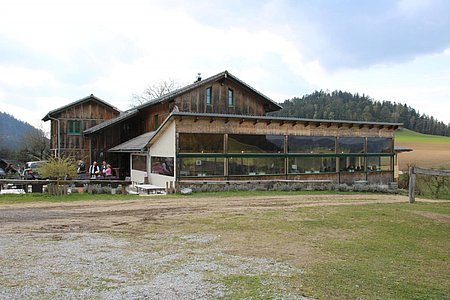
[1,192,449,299]
[395,128,450,144]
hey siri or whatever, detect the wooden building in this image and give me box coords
[42,94,121,163]
[44,71,402,187]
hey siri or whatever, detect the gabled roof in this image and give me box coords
[84,70,282,135]
[42,94,121,121]
[83,109,138,135]
[109,131,156,152]
[134,70,282,112]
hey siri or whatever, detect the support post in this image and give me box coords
[408,167,416,203]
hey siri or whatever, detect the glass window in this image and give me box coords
[67,120,82,135]
[228,89,234,107]
[288,157,336,174]
[228,157,284,176]
[179,133,224,153]
[228,134,284,153]
[151,156,174,176]
[132,155,147,171]
[339,156,365,172]
[205,87,212,106]
[288,136,335,153]
[338,137,365,153]
[179,157,224,177]
[154,114,159,130]
[367,156,391,171]
[367,138,392,153]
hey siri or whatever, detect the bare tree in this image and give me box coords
[131,79,179,107]
[19,124,50,161]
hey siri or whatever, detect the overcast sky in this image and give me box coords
[1,0,450,131]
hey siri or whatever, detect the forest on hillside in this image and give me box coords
[269,90,450,137]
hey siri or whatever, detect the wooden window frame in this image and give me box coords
[228,88,234,107]
[67,120,82,135]
[205,86,212,106]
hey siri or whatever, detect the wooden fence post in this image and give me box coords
[408,166,416,203]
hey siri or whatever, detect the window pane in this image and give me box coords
[228,134,284,153]
[132,155,147,171]
[367,156,391,171]
[339,156,365,172]
[338,137,365,153]
[228,89,234,106]
[367,138,392,153]
[229,157,285,175]
[205,87,212,105]
[68,120,81,134]
[179,157,224,177]
[179,133,224,153]
[151,156,174,176]
[288,136,335,153]
[288,157,336,173]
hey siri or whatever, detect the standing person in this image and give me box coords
[89,161,101,179]
[77,160,86,174]
[101,161,108,177]
[105,164,113,177]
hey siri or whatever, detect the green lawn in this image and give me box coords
[175,201,450,299]
[395,128,450,144]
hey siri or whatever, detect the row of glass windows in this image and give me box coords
[178,156,392,177]
[179,133,393,154]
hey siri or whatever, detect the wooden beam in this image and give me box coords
[194,117,199,123]
[239,119,245,124]
[304,121,310,127]
[209,118,214,123]
[291,121,297,127]
[358,124,364,129]
[315,122,320,128]
[224,118,230,124]
[348,123,354,129]
[253,119,258,125]
[337,123,343,128]
[266,120,272,125]
[279,121,285,126]
[327,122,332,128]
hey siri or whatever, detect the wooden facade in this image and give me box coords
[45,71,401,185]
[43,95,120,164]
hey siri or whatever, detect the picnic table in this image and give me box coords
[135,184,166,195]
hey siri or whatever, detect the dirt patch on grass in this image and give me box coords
[415,211,450,224]
[396,142,450,170]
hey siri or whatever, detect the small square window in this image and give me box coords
[228,89,234,107]
[67,120,82,135]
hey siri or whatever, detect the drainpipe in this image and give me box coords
[46,113,60,158]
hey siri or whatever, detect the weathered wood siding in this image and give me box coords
[175,118,395,138]
[175,80,267,116]
[50,99,119,162]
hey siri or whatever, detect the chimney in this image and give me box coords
[196,73,202,82]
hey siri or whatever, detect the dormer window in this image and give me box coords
[228,89,234,107]
[67,120,82,135]
[205,87,212,106]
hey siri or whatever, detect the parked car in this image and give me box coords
[0,167,5,179]
[22,161,46,179]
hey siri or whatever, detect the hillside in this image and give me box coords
[269,90,450,137]
[395,128,450,170]
[0,111,41,151]
[395,128,450,144]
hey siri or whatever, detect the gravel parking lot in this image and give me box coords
[0,194,410,299]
